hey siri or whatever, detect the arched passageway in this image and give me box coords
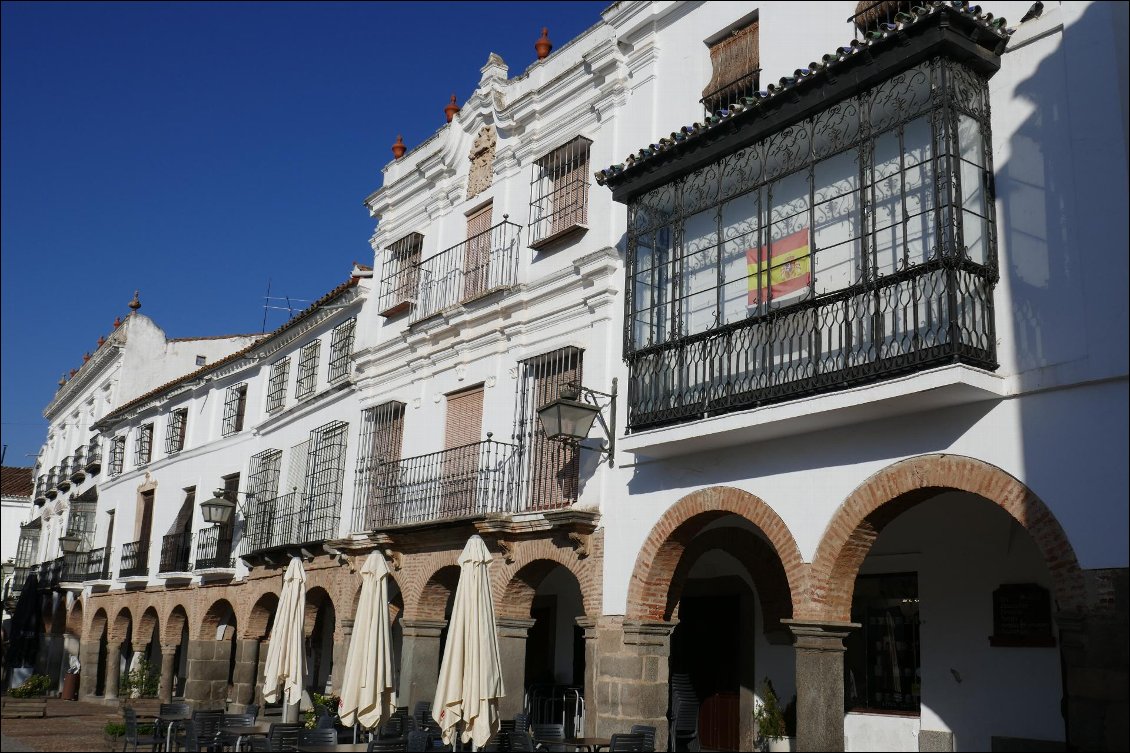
[246,593,279,709]
[79,607,108,699]
[188,599,237,705]
[498,559,589,733]
[399,564,460,713]
[305,587,336,696]
[162,605,190,701]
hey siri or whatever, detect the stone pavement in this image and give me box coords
[0,698,121,752]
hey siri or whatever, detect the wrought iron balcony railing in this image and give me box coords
[34,475,48,504]
[194,525,234,569]
[10,566,31,597]
[71,446,87,482]
[85,437,102,473]
[57,457,73,491]
[412,219,522,323]
[46,467,59,499]
[61,552,87,583]
[119,541,150,578]
[84,547,111,581]
[353,435,522,531]
[242,490,344,555]
[159,531,194,573]
[700,68,762,119]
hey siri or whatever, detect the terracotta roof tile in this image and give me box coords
[1,466,34,498]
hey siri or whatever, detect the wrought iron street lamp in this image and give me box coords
[58,534,82,554]
[536,379,618,466]
[200,489,255,526]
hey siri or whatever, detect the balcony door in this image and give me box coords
[443,385,484,516]
[135,490,154,546]
[463,203,493,301]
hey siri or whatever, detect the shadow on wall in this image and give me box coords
[626,398,998,495]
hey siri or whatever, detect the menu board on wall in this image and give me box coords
[989,583,1057,647]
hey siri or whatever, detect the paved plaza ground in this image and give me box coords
[1,698,123,752]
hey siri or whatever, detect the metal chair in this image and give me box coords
[248,722,303,752]
[368,737,409,752]
[531,723,565,753]
[411,701,432,727]
[244,703,261,720]
[122,708,163,753]
[171,720,203,753]
[508,731,537,752]
[629,724,656,752]
[671,700,700,752]
[512,713,529,733]
[608,733,647,752]
[216,713,256,750]
[405,730,430,753]
[299,728,339,746]
[191,709,225,752]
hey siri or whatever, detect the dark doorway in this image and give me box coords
[671,595,740,751]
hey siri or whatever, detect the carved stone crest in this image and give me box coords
[466,126,496,200]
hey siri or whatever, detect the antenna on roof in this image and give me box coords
[261,278,272,334]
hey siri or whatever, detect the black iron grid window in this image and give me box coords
[351,402,406,532]
[295,341,320,399]
[378,233,424,317]
[194,523,234,569]
[515,347,583,511]
[159,530,193,573]
[119,540,149,578]
[529,137,591,248]
[166,408,188,454]
[624,58,998,431]
[266,357,290,414]
[15,527,39,569]
[135,424,154,466]
[222,383,248,437]
[299,420,349,544]
[243,448,284,554]
[412,219,522,323]
[328,318,357,384]
[84,547,110,580]
[108,436,126,476]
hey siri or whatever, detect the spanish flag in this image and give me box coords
[747,228,811,306]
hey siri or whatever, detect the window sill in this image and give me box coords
[528,223,588,251]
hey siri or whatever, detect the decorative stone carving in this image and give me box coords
[382,549,402,571]
[497,539,516,564]
[466,126,496,200]
[567,531,590,559]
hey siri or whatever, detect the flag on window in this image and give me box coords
[747,228,811,306]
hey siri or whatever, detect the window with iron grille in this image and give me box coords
[222,383,248,436]
[266,357,290,414]
[134,423,153,466]
[529,137,591,248]
[701,17,760,115]
[378,233,423,317]
[300,420,348,543]
[67,501,97,551]
[352,402,406,531]
[166,408,188,454]
[244,448,284,553]
[515,346,583,510]
[295,341,320,399]
[15,526,39,568]
[327,318,357,384]
[109,435,126,476]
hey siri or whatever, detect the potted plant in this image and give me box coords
[118,657,161,715]
[753,677,797,752]
[2,674,51,718]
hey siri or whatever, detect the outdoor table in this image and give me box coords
[224,722,272,752]
[295,744,373,753]
[560,737,613,752]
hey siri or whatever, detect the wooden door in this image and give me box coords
[443,385,484,515]
[464,203,493,300]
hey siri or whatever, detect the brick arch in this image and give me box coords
[806,454,1086,622]
[164,605,189,646]
[110,605,133,643]
[89,607,109,642]
[666,527,794,634]
[408,564,461,622]
[304,586,334,638]
[137,606,160,647]
[66,599,84,636]
[626,486,805,620]
[198,598,237,641]
[493,540,599,620]
[246,592,280,640]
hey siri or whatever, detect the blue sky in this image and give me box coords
[1,1,607,467]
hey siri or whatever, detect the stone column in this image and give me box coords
[158,645,178,702]
[575,617,598,736]
[231,639,260,711]
[255,640,269,706]
[783,619,857,752]
[496,617,536,719]
[104,641,122,700]
[78,639,102,699]
[185,639,219,707]
[399,619,447,712]
[330,620,354,695]
[618,621,676,751]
